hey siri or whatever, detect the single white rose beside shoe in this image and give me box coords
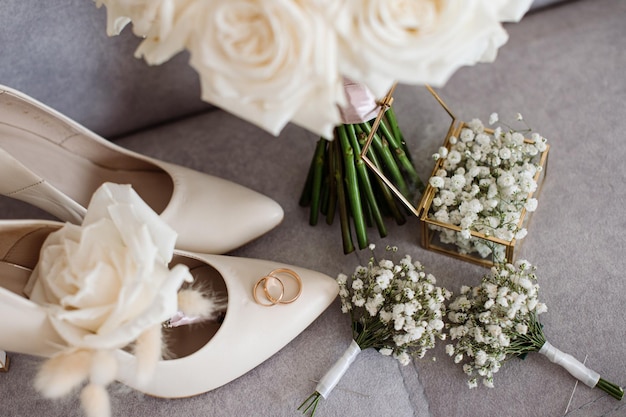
[26,183,199,417]
[28,182,192,350]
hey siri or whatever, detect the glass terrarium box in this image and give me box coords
[358,86,550,267]
[414,89,550,267]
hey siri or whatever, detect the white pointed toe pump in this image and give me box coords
[0,85,284,253]
[0,219,338,411]
[118,251,338,398]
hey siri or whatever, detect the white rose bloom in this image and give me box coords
[185,0,345,137]
[28,183,191,351]
[336,0,525,96]
[95,0,180,37]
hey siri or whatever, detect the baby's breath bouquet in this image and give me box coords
[446,260,623,400]
[427,114,548,262]
[299,245,452,416]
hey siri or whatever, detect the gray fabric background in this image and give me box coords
[1,1,625,416]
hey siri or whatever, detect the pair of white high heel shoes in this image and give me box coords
[0,86,338,409]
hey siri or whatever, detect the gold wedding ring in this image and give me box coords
[253,275,284,307]
[253,268,302,306]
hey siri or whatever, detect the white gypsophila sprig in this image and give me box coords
[445,260,547,388]
[336,245,452,365]
[427,114,547,261]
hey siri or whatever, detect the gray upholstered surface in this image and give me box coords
[1,0,626,416]
[0,0,211,139]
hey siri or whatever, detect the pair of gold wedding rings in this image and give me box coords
[253,268,302,307]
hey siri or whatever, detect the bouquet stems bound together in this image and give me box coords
[300,106,424,254]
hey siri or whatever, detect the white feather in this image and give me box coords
[133,325,162,385]
[35,350,92,398]
[90,350,117,386]
[177,287,222,318]
[81,383,111,417]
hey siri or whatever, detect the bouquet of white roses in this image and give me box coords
[94,0,534,138]
[426,114,548,262]
[299,245,452,415]
[445,260,623,400]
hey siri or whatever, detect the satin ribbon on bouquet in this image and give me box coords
[338,78,381,125]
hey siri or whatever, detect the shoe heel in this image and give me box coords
[0,350,9,372]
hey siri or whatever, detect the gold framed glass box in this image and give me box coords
[361,86,550,267]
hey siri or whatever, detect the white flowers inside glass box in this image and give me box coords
[417,111,549,267]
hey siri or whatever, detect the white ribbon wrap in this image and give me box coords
[316,340,361,399]
[338,79,381,125]
[539,341,600,388]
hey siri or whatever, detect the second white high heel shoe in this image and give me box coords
[0,85,284,254]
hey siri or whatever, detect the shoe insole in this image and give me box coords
[0,223,56,295]
[0,92,173,214]
[163,258,228,360]
[0,261,31,296]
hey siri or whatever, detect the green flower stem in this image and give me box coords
[298,148,316,207]
[361,190,374,227]
[305,139,327,226]
[319,174,330,217]
[507,312,546,356]
[354,124,406,225]
[353,318,389,351]
[299,106,423,252]
[378,118,424,193]
[333,138,355,254]
[298,392,322,416]
[324,141,337,226]
[384,106,408,157]
[346,124,387,238]
[337,125,368,250]
[507,314,623,401]
[596,378,624,401]
[359,122,410,198]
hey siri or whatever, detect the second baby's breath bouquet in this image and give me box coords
[299,245,452,416]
